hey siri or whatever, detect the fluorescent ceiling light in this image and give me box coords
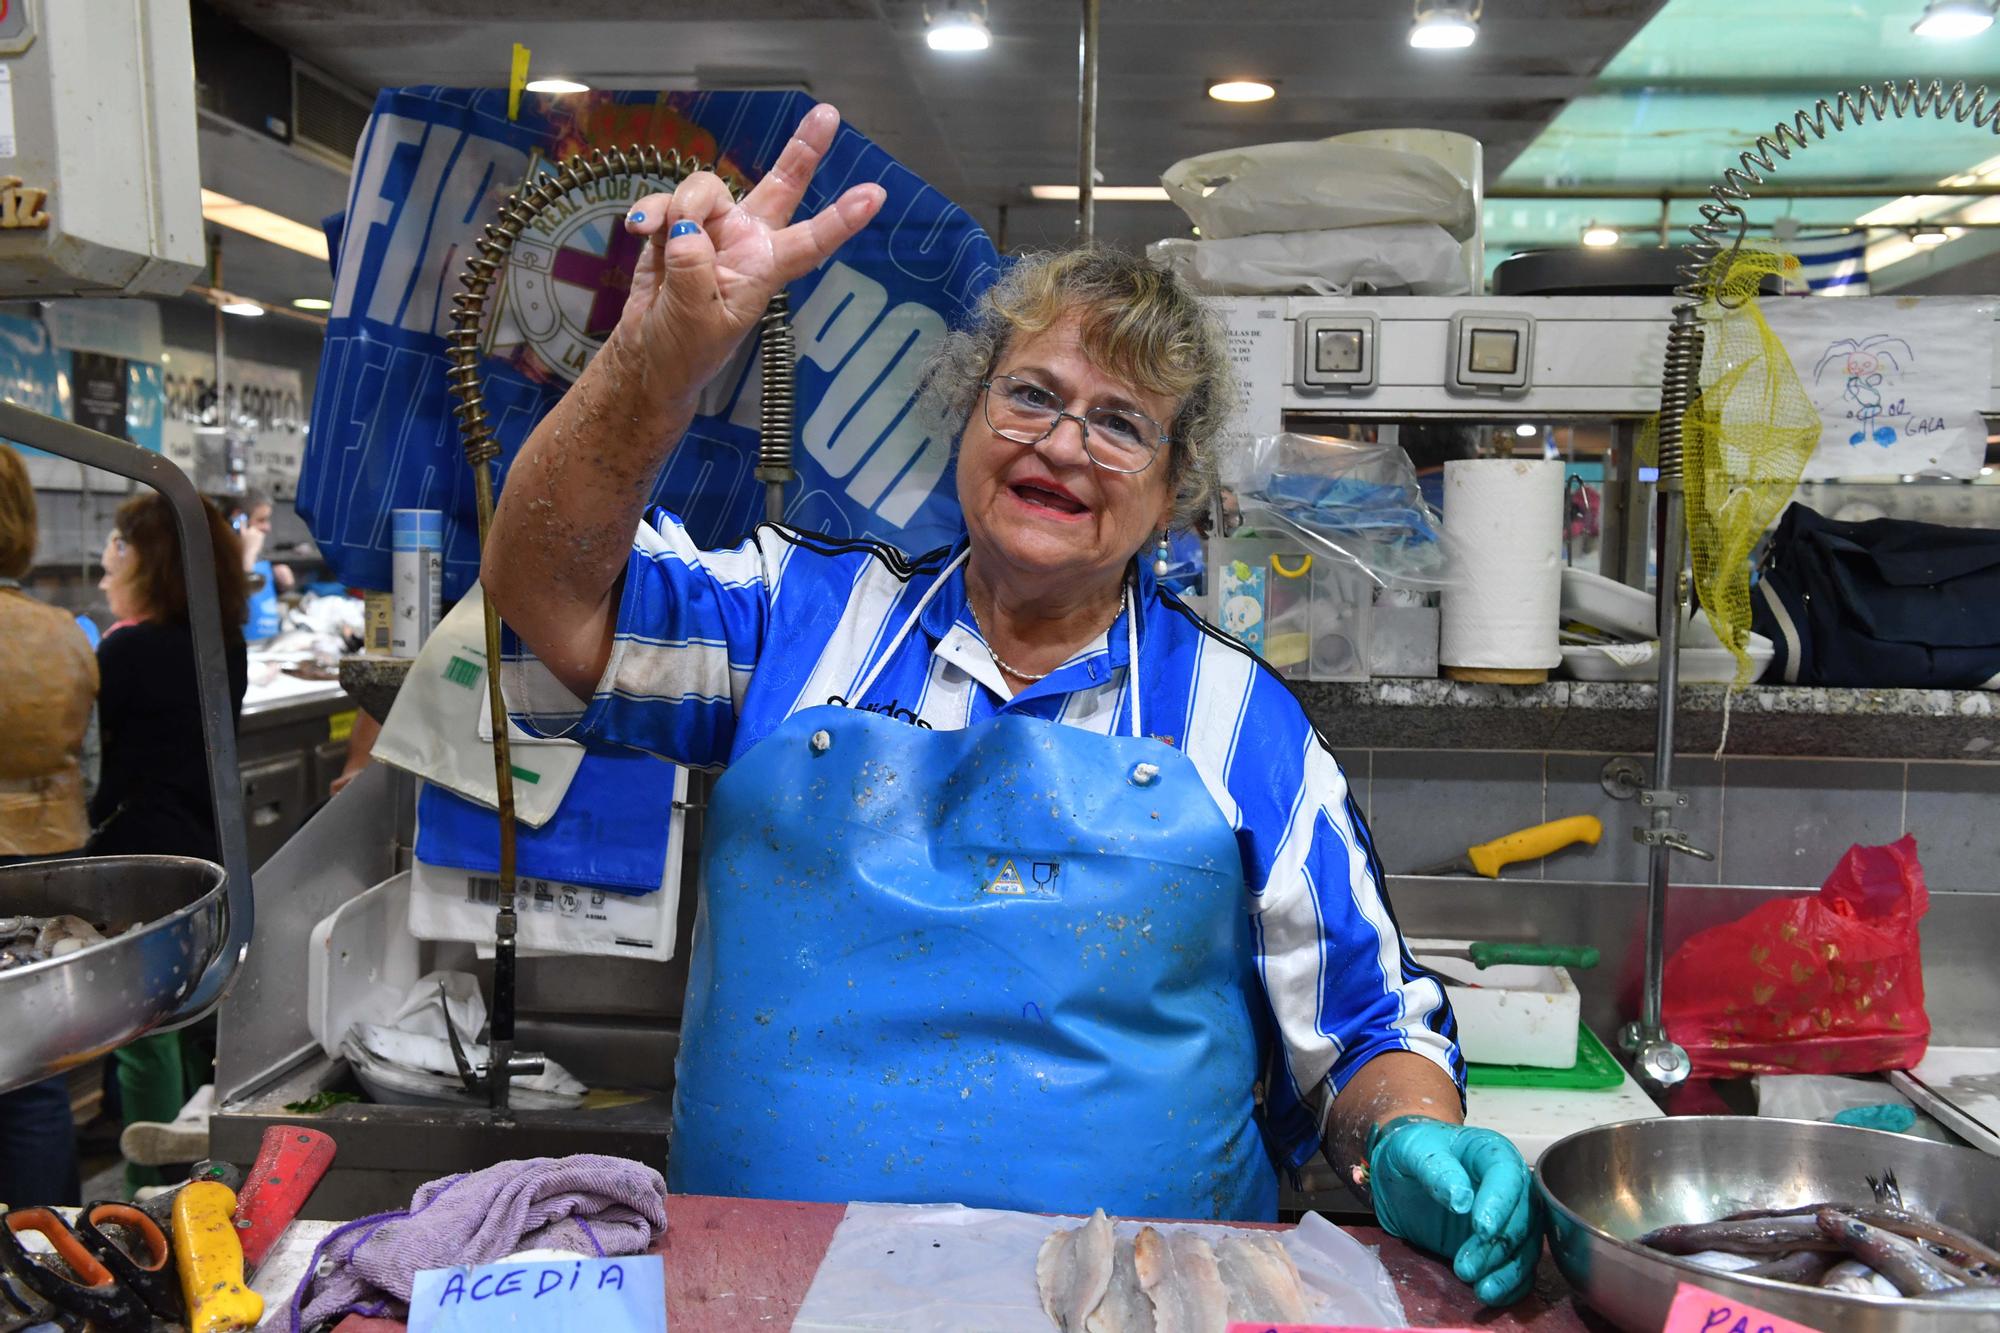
[1410,0,1480,49]
[926,0,990,51]
[1911,226,1952,244]
[220,301,265,317]
[200,189,330,261]
[1582,225,1620,248]
[1514,424,1538,437]
[1912,0,1995,38]
[1029,184,1169,201]
[292,297,333,310]
[1208,80,1275,103]
[524,77,591,94]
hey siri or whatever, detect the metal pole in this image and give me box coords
[1658,196,1671,248]
[1641,491,1685,1041]
[211,236,227,448]
[1076,0,1099,242]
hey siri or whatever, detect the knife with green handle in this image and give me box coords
[1414,940,1602,970]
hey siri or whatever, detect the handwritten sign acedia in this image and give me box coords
[409,1255,665,1331]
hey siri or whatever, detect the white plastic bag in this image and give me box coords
[1148,224,1470,296]
[372,584,585,828]
[1161,138,1475,240]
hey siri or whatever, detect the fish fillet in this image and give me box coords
[1085,1236,1156,1333]
[1216,1232,1311,1323]
[1134,1227,1229,1333]
[1039,1208,1115,1332]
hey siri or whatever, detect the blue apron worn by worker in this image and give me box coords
[671,551,1277,1220]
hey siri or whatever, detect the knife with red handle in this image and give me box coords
[231,1126,337,1274]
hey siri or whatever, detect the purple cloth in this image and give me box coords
[294,1154,667,1329]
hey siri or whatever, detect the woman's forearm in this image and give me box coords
[1327,1050,1465,1204]
[483,330,698,698]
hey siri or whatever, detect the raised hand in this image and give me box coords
[611,103,885,410]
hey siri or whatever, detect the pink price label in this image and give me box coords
[1663,1281,1829,1333]
[1223,1326,1485,1333]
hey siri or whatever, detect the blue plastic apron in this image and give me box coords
[670,552,1277,1220]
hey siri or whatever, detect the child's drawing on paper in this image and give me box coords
[1811,335,1914,448]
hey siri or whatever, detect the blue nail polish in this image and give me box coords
[627,209,645,223]
[669,220,701,239]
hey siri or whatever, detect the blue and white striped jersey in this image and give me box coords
[504,508,1463,1170]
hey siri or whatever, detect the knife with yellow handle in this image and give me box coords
[1413,814,1604,879]
[171,1179,264,1332]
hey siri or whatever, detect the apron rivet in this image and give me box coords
[1129,761,1160,787]
[810,729,833,754]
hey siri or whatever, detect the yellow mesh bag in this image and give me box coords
[1683,248,1821,688]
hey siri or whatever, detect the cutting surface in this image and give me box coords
[308,1192,1592,1332]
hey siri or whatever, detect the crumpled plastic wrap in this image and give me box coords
[1225,433,1456,589]
[792,1203,1406,1332]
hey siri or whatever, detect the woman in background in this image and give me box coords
[0,443,97,1204]
[90,490,248,1190]
[219,489,293,640]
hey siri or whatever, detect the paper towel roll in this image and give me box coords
[1440,458,1564,670]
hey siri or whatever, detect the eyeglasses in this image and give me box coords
[979,374,1168,474]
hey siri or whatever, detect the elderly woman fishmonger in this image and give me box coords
[488,104,1538,1305]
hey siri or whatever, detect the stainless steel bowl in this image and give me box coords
[1539,1116,2000,1331]
[0,855,229,1090]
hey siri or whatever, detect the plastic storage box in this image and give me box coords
[1207,536,1373,681]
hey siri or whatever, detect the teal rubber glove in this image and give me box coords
[1829,1102,1918,1133]
[1367,1115,1542,1307]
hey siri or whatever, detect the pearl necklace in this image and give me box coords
[967,591,1124,683]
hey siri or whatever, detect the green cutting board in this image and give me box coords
[1465,1023,1624,1089]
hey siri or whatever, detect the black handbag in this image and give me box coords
[1751,502,2000,689]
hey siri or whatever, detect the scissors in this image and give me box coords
[0,1202,183,1333]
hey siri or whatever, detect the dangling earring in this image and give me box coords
[1153,531,1171,578]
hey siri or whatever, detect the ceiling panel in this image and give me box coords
[1490,0,2000,285]
[207,0,1667,260]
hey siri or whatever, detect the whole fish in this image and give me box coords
[1641,1215,1843,1256]
[1821,1259,1899,1297]
[1816,1210,1965,1296]
[1868,1169,1905,1212]
[1741,1251,1840,1285]
[1722,1202,2000,1272]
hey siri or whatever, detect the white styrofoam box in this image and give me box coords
[1409,939,1579,1068]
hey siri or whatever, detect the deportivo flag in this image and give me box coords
[300,88,1002,597]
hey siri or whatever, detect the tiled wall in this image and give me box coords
[1344,748,1998,894]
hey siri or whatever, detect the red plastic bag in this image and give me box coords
[1663,835,1930,1078]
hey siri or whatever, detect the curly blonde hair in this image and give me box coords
[923,247,1236,528]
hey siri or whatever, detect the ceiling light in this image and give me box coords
[1029,184,1170,201]
[1911,225,1952,244]
[200,189,330,261]
[523,78,591,94]
[292,297,333,310]
[925,0,990,52]
[1515,423,1537,437]
[1410,0,1480,49]
[220,301,265,317]
[1582,225,1620,248]
[1912,0,1995,38]
[1208,80,1276,104]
